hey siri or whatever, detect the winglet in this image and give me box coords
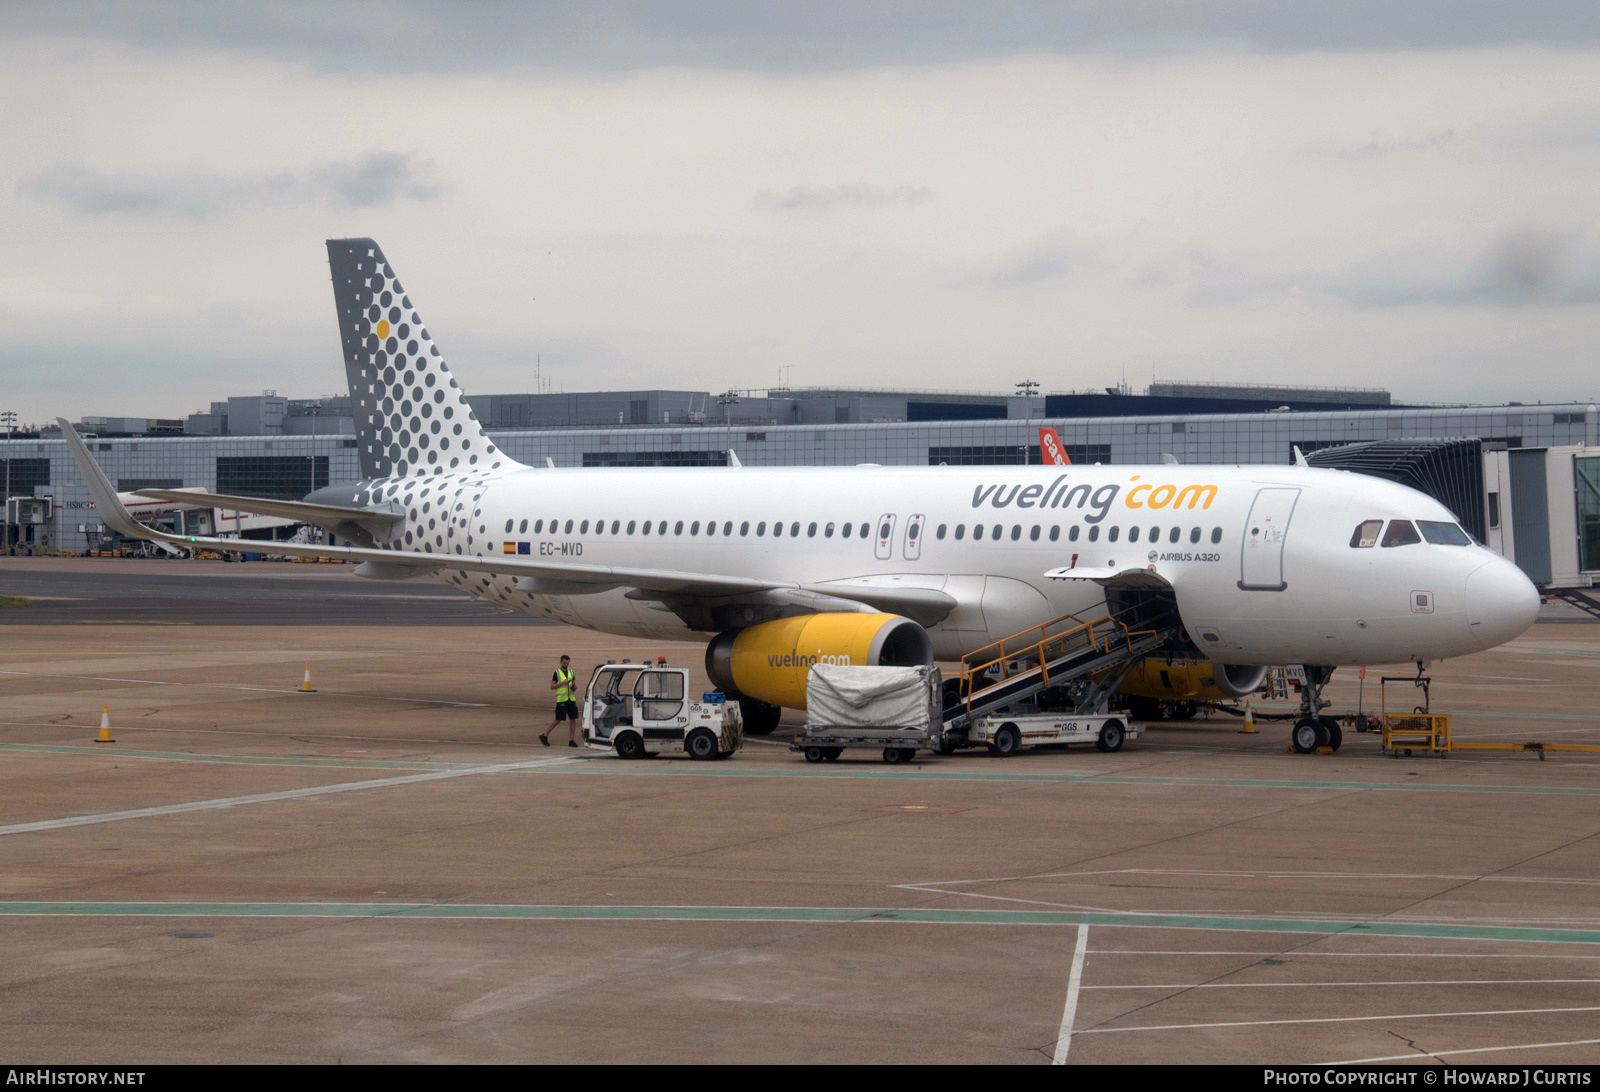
[728,449,742,468]
[57,418,182,544]
[1292,445,1309,467]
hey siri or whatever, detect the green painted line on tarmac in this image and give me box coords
[546,762,1600,796]
[0,742,467,772]
[1523,648,1600,659]
[3,901,1599,945]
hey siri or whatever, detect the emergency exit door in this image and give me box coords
[1239,487,1300,591]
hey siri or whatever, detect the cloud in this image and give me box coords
[1328,229,1598,308]
[310,152,441,209]
[10,0,1596,73]
[981,234,1110,288]
[754,181,933,211]
[19,152,439,219]
[17,165,294,219]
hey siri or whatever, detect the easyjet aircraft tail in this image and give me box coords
[325,238,522,481]
[1038,427,1071,466]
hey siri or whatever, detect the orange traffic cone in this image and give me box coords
[95,704,114,744]
[1239,699,1256,734]
[299,663,317,693]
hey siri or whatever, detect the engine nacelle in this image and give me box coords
[705,613,934,710]
[1119,660,1270,702]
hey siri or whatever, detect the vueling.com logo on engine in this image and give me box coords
[768,651,856,668]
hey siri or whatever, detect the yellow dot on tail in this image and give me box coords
[376,319,390,338]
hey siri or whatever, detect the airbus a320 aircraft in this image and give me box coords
[61,239,1541,753]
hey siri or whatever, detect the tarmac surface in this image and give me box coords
[3,557,1600,1064]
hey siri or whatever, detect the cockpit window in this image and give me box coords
[1418,520,1471,546]
[1381,520,1421,547]
[1350,520,1383,548]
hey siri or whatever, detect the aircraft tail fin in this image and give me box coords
[1039,427,1072,466]
[325,238,519,481]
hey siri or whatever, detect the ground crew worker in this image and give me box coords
[541,654,580,747]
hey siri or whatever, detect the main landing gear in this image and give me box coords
[1290,665,1342,754]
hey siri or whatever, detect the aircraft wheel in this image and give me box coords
[1291,719,1323,754]
[686,729,719,761]
[1096,720,1125,753]
[804,746,826,764]
[739,698,782,736]
[822,748,843,762]
[1319,716,1344,752]
[614,732,645,760]
[991,724,1021,757]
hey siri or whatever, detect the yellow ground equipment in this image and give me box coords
[1380,674,1451,757]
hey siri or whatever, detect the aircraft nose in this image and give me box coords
[1464,557,1541,647]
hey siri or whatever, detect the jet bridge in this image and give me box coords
[943,600,1184,729]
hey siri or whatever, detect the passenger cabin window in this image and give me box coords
[1350,520,1383,548]
[1189,527,1200,544]
[611,520,620,534]
[955,525,966,540]
[1210,527,1222,544]
[935,524,946,540]
[791,522,800,537]
[1069,526,1080,542]
[1418,520,1471,546]
[1168,527,1180,544]
[564,519,574,534]
[1129,527,1140,542]
[627,520,637,534]
[723,521,732,536]
[1381,520,1422,547]
[757,521,767,536]
[808,522,818,538]
[740,521,750,536]
[1010,525,1021,541]
[1108,526,1120,542]
[1049,526,1059,542]
[519,519,528,533]
[1087,526,1099,542]
[972,525,983,541]
[859,523,869,538]
[841,522,852,538]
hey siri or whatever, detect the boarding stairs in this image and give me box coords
[942,601,1183,729]
[1551,589,1600,622]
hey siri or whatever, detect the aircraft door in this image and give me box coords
[1239,487,1300,591]
[903,514,925,560]
[874,513,897,561]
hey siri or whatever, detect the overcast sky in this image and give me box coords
[2,1,1599,426]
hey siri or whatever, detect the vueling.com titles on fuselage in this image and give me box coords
[970,475,1219,525]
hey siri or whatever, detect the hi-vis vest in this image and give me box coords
[554,668,575,702]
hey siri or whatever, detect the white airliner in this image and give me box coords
[60,238,1541,752]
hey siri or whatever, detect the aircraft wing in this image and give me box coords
[132,489,403,529]
[61,420,956,624]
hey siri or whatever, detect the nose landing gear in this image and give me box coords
[1291,665,1342,753]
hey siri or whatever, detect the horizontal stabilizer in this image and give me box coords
[132,489,402,528]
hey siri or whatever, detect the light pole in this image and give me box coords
[1,409,14,551]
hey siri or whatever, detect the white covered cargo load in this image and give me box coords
[805,664,940,730]
[796,664,946,765]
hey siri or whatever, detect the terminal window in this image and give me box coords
[216,456,329,500]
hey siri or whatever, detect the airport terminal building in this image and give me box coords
[4,382,1599,588]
